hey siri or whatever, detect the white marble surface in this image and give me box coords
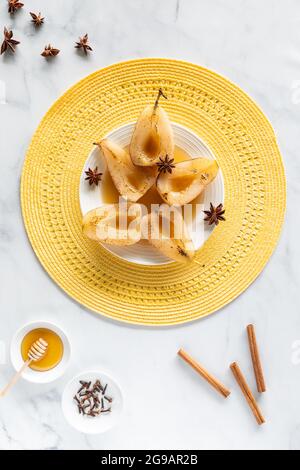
[0,0,298,450]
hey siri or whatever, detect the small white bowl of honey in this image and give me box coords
[10,321,71,383]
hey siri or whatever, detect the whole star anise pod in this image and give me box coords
[30,12,44,26]
[203,203,225,226]
[8,0,24,14]
[41,44,60,58]
[75,34,93,55]
[156,155,175,175]
[85,167,103,186]
[1,27,20,55]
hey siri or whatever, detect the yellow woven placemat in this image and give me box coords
[21,59,286,325]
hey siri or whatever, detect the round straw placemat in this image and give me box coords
[21,59,286,326]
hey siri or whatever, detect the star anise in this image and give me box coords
[8,0,24,14]
[75,33,93,55]
[85,167,103,186]
[203,203,225,226]
[41,44,60,58]
[156,155,175,175]
[1,27,20,55]
[30,12,45,26]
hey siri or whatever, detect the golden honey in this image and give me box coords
[173,146,191,163]
[21,328,64,371]
[101,170,122,204]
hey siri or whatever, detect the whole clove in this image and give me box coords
[73,379,113,418]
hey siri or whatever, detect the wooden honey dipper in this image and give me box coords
[0,338,48,397]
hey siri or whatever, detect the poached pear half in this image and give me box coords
[83,203,144,246]
[96,139,156,202]
[130,89,174,166]
[141,208,195,263]
[156,157,219,206]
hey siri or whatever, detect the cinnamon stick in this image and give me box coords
[178,348,231,398]
[230,362,265,425]
[247,324,266,393]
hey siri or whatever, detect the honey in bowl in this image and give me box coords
[21,328,64,371]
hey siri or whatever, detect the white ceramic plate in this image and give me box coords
[80,122,224,265]
[10,321,71,384]
[62,370,123,434]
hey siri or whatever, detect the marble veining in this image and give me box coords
[0,0,299,450]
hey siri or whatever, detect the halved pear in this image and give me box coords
[141,207,195,263]
[156,158,219,206]
[95,139,156,202]
[83,203,144,246]
[130,89,174,166]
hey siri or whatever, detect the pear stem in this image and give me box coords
[154,88,168,111]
